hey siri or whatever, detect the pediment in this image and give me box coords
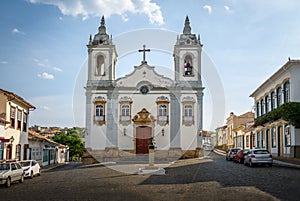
[115,63,174,88]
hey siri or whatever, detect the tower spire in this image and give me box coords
[183,15,191,34]
[98,15,107,34]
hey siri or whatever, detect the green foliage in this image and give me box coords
[255,102,300,128]
[51,128,85,160]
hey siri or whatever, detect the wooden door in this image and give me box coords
[136,126,152,154]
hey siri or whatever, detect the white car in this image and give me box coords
[0,162,25,188]
[19,160,41,178]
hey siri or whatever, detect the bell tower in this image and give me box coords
[86,16,117,85]
[173,16,203,86]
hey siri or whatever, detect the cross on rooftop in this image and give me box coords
[138,44,150,64]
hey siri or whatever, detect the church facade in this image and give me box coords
[85,16,204,161]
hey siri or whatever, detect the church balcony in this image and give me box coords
[119,116,131,126]
[182,116,194,126]
[157,116,169,126]
[95,115,104,121]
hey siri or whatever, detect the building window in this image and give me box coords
[10,106,16,128]
[265,95,269,113]
[156,96,169,126]
[120,104,131,122]
[95,105,104,121]
[252,133,256,148]
[262,131,266,148]
[184,55,193,76]
[17,110,22,130]
[96,55,105,76]
[119,96,132,125]
[285,125,291,147]
[271,91,275,111]
[246,135,249,148]
[23,113,27,132]
[277,86,282,107]
[183,104,193,124]
[257,132,261,148]
[16,144,21,161]
[260,99,264,115]
[271,127,277,148]
[256,102,260,117]
[283,81,290,103]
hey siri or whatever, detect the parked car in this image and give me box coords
[233,149,250,163]
[244,149,273,167]
[225,148,241,161]
[19,160,41,179]
[0,161,25,188]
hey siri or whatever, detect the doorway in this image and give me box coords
[136,126,152,154]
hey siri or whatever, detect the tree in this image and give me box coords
[51,130,84,161]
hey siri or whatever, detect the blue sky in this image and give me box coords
[1,0,300,130]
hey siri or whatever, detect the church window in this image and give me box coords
[119,97,132,125]
[95,105,105,122]
[182,96,195,126]
[156,96,169,126]
[96,55,105,76]
[183,104,194,125]
[184,55,193,76]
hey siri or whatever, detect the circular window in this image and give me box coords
[140,85,149,95]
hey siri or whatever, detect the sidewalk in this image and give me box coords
[41,162,68,172]
[213,149,300,169]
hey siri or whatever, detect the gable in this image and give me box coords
[115,64,174,88]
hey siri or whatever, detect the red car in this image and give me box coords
[233,149,250,163]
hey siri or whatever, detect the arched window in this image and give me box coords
[260,99,264,115]
[271,91,275,111]
[265,95,269,113]
[184,55,193,75]
[184,105,193,117]
[159,105,167,116]
[96,55,105,76]
[256,102,260,117]
[276,86,282,107]
[283,81,290,103]
[96,105,104,117]
[121,105,130,117]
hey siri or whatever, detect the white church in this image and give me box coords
[84,16,204,162]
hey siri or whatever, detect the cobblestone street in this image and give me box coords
[1,152,299,201]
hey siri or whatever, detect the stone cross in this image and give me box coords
[138,44,150,64]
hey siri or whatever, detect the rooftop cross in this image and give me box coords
[138,44,150,64]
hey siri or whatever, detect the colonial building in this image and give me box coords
[250,60,300,158]
[226,112,254,149]
[85,16,204,161]
[0,88,35,161]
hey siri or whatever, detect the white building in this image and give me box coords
[250,60,300,158]
[85,16,204,161]
[0,88,35,161]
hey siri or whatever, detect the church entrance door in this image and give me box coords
[136,126,152,154]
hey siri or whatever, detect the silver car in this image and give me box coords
[244,149,273,167]
[0,162,25,187]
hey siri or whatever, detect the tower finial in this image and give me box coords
[183,15,191,34]
[98,15,107,34]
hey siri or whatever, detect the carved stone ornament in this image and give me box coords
[132,108,154,125]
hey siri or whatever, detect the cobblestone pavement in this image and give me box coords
[0,152,299,201]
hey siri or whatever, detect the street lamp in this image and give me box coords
[9,136,14,145]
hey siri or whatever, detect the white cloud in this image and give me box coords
[28,0,164,25]
[53,67,63,72]
[38,72,55,80]
[122,14,129,22]
[12,28,20,33]
[59,16,63,20]
[224,5,233,13]
[40,106,50,110]
[203,5,212,14]
[0,61,8,64]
